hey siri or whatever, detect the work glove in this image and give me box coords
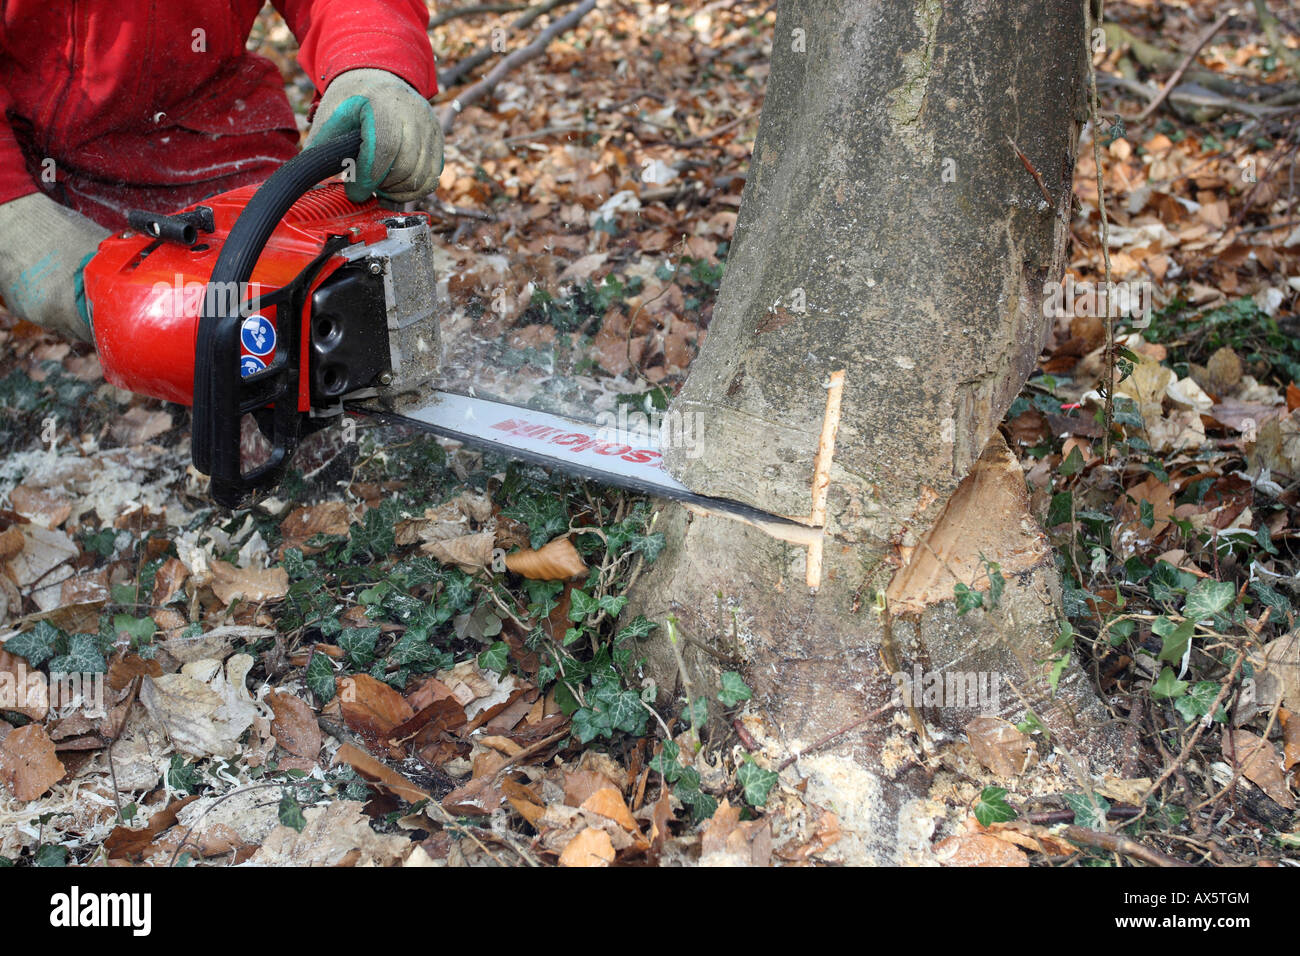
[0,192,109,343]
[305,68,444,204]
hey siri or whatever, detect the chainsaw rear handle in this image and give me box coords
[193,130,363,506]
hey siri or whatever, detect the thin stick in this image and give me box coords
[1060,825,1193,867]
[429,3,528,29]
[1086,5,1117,460]
[1131,14,1231,123]
[776,698,898,771]
[440,0,597,133]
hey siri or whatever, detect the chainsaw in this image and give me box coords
[81,132,796,530]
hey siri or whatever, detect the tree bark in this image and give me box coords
[626,0,1120,863]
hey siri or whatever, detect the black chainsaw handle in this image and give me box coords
[193,131,362,506]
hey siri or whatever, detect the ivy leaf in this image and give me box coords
[736,756,778,807]
[1058,445,1085,476]
[1062,791,1110,830]
[954,583,984,615]
[1151,667,1188,700]
[278,792,307,833]
[503,496,569,549]
[1250,579,1291,619]
[597,594,628,617]
[683,695,708,728]
[1153,617,1195,665]
[973,786,1018,826]
[718,671,752,707]
[571,705,612,744]
[337,627,380,669]
[984,559,1005,608]
[113,614,157,646]
[1182,578,1235,622]
[166,755,200,794]
[478,641,509,674]
[568,589,599,621]
[1174,681,1225,723]
[48,633,106,676]
[616,615,657,641]
[34,844,68,867]
[1046,491,1073,527]
[649,740,682,781]
[305,651,336,702]
[629,531,666,562]
[5,621,59,666]
[605,689,648,735]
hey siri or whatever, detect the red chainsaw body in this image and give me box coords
[83,182,397,410]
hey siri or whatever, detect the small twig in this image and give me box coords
[1136,645,1249,808]
[1086,4,1117,459]
[776,698,899,772]
[1025,805,1142,825]
[440,0,597,133]
[429,3,528,29]
[1007,135,1055,207]
[1060,825,1193,867]
[1130,14,1231,123]
[667,111,759,149]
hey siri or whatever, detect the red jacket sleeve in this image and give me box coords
[275,0,438,99]
[0,12,37,208]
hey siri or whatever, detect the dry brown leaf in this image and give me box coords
[421,531,496,573]
[268,690,322,759]
[151,557,189,606]
[339,674,415,752]
[965,716,1033,777]
[580,785,640,833]
[558,826,616,867]
[139,655,259,759]
[4,524,77,588]
[933,831,1030,867]
[112,405,172,445]
[279,502,350,552]
[1253,634,1300,713]
[107,653,162,691]
[699,798,772,866]
[251,799,409,866]
[505,536,587,580]
[984,821,1076,856]
[1229,730,1295,809]
[0,722,66,800]
[333,742,431,804]
[103,794,199,860]
[1279,709,1299,772]
[209,560,288,605]
[8,485,71,529]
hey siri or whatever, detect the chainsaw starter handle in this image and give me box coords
[193,130,363,505]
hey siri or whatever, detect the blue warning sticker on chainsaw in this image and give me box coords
[240,314,276,356]
[240,355,266,378]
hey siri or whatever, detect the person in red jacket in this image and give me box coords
[0,0,443,342]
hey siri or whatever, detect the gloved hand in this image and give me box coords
[0,192,109,343]
[305,69,444,204]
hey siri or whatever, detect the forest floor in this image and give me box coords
[0,0,1297,867]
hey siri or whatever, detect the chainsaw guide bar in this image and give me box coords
[352,391,810,532]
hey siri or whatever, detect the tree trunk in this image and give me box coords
[626,0,1120,863]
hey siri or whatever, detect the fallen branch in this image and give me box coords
[1061,825,1194,867]
[1130,13,1231,122]
[429,3,527,29]
[437,0,580,89]
[1253,0,1300,83]
[440,0,597,134]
